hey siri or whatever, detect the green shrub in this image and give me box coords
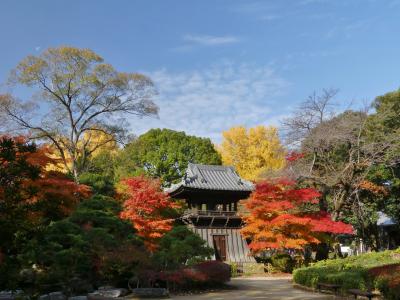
[375,277,391,299]
[293,249,400,294]
[271,253,295,273]
[230,263,239,277]
[293,265,370,291]
[265,263,277,274]
[152,225,213,269]
[23,195,146,293]
[380,278,400,300]
[370,264,400,300]
[242,262,265,274]
[375,275,400,300]
[79,172,115,196]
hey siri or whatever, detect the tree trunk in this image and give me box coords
[333,241,343,258]
[319,186,329,211]
[72,160,80,183]
[315,243,329,261]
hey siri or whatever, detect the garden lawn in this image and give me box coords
[293,248,400,298]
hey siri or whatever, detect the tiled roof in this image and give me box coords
[166,163,254,193]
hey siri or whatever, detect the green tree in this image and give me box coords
[79,150,118,196]
[79,172,115,196]
[79,148,120,197]
[0,136,90,289]
[368,89,400,162]
[153,225,213,270]
[115,128,222,185]
[365,90,400,224]
[284,89,400,249]
[23,195,147,292]
[0,46,158,182]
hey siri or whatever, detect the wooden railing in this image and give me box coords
[184,209,238,217]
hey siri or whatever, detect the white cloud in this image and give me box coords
[129,63,290,143]
[232,1,273,14]
[324,18,372,39]
[231,1,332,22]
[183,34,240,46]
[172,34,240,51]
[231,2,284,22]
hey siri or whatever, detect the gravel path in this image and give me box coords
[172,277,335,300]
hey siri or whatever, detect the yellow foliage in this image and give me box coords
[82,129,118,156]
[219,125,286,181]
[46,129,118,173]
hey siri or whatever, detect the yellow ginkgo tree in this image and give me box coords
[219,125,286,181]
[47,128,119,174]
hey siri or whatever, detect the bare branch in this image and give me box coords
[1,46,158,182]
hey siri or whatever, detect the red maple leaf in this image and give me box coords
[120,176,180,251]
[241,179,353,252]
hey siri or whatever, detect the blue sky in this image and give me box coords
[1,0,400,142]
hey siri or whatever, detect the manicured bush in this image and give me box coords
[294,266,370,291]
[140,261,231,291]
[192,261,231,284]
[293,249,400,293]
[374,275,400,300]
[369,264,400,300]
[271,253,295,273]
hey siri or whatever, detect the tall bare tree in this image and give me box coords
[0,46,158,182]
[282,88,338,147]
[282,90,393,227]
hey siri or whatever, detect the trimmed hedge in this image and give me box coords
[271,253,295,273]
[369,263,400,300]
[192,260,231,284]
[138,261,231,291]
[293,249,400,294]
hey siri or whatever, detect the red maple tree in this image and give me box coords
[120,177,180,251]
[241,179,353,253]
[0,136,91,217]
[0,136,91,261]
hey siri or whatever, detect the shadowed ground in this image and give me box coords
[172,277,335,300]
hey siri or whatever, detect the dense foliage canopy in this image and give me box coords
[152,225,214,270]
[0,136,90,289]
[120,176,180,251]
[24,195,147,292]
[219,125,286,181]
[241,179,353,252]
[116,128,221,185]
[282,89,400,249]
